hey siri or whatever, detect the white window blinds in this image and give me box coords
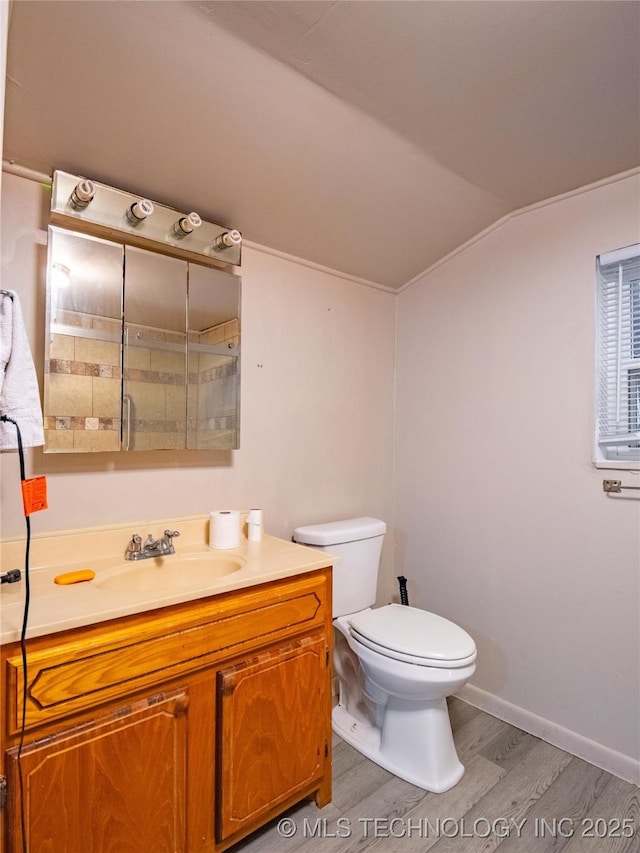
[596,243,640,465]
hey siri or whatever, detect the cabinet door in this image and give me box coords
[216,634,328,843]
[186,264,241,451]
[4,691,189,853]
[123,247,187,450]
[43,227,124,453]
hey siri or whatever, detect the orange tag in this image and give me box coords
[21,476,48,516]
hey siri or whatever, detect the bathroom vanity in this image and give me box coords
[0,520,333,852]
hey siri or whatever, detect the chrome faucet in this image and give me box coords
[125,529,180,561]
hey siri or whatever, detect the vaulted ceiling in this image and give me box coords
[4,1,639,289]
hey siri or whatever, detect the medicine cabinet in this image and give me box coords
[43,171,241,453]
[44,228,241,452]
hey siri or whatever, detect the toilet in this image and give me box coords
[292,517,477,793]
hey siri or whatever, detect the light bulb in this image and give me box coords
[126,199,154,226]
[68,179,95,210]
[51,263,71,289]
[211,230,242,252]
[172,212,202,238]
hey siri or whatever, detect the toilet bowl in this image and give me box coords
[333,605,476,792]
[293,517,477,794]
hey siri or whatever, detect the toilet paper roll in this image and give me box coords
[209,510,240,549]
[247,508,263,542]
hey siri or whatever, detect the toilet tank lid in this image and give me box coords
[293,517,386,546]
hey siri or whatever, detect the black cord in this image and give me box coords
[1,415,31,853]
[397,575,409,606]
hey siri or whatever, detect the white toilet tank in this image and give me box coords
[293,517,386,617]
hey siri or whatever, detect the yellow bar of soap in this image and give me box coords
[54,569,96,585]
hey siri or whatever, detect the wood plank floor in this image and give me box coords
[231,698,640,853]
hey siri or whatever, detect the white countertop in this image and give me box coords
[0,516,335,644]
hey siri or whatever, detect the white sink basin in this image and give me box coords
[95,553,245,593]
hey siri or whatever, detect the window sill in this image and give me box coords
[593,458,640,472]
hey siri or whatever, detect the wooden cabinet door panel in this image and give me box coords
[216,634,328,842]
[5,691,188,853]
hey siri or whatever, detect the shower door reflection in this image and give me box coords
[187,265,241,449]
[123,247,187,450]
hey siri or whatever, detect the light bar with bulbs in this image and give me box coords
[50,170,242,268]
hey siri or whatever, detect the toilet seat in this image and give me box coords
[348,604,477,669]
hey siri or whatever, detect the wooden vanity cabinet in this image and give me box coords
[217,634,328,842]
[5,689,191,853]
[0,567,332,853]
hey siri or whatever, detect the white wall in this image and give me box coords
[0,2,7,203]
[395,174,640,779]
[0,173,396,590]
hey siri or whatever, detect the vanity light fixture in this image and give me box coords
[211,229,242,252]
[172,212,202,238]
[68,178,95,211]
[126,198,154,226]
[51,171,242,268]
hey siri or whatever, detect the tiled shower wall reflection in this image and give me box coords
[44,311,121,451]
[45,312,240,451]
[124,324,187,451]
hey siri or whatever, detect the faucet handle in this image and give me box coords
[125,534,143,560]
[163,530,180,540]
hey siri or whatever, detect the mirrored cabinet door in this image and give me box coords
[44,228,124,452]
[187,265,241,450]
[43,228,241,453]
[123,248,187,451]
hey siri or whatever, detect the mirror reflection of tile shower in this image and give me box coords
[44,227,240,453]
[44,229,123,452]
[123,247,187,451]
[187,264,240,450]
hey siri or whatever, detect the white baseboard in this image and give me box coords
[458,684,640,786]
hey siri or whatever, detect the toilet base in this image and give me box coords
[332,699,465,793]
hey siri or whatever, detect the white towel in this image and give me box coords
[0,290,44,449]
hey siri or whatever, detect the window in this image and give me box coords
[595,243,640,467]
[632,278,640,358]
